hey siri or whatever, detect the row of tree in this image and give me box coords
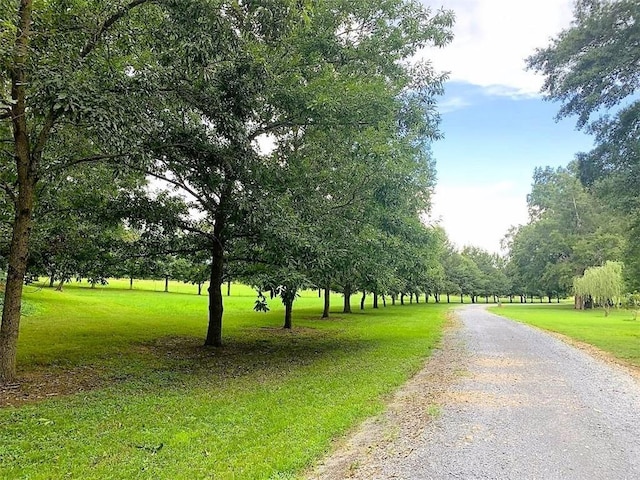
[1,0,458,383]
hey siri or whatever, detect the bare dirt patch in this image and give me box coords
[0,366,105,408]
[306,313,468,479]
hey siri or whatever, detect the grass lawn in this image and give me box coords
[1,280,450,479]
[489,303,640,367]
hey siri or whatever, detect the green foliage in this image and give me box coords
[527,0,640,290]
[574,261,625,314]
[505,165,626,299]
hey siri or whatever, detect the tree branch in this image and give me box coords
[80,0,150,59]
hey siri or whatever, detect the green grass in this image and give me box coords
[1,280,450,479]
[489,303,640,367]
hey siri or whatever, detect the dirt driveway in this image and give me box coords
[308,305,640,479]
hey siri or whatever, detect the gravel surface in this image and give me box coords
[308,305,640,480]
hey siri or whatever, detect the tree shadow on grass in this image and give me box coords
[1,326,373,408]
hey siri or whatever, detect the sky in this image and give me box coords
[418,0,595,253]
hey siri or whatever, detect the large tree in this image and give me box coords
[0,0,175,383]
[527,0,640,286]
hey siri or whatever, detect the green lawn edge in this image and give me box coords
[488,303,640,368]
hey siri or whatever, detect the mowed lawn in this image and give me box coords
[489,303,640,367]
[1,280,450,479]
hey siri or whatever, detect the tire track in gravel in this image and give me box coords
[307,304,640,480]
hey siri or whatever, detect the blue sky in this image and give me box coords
[417,0,594,253]
[428,82,594,252]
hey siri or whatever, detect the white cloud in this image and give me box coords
[419,0,575,96]
[438,95,473,113]
[428,181,529,253]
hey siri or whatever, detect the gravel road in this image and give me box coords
[309,304,640,480]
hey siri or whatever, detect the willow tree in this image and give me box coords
[573,261,624,315]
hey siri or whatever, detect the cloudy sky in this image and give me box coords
[419,0,594,253]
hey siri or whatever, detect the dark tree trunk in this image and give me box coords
[425,293,429,303]
[56,279,65,291]
[460,294,464,303]
[391,294,396,306]
[343,284,352,313]
[49,275,55,288]
[485,295,489,303]
[164,275,169,293]
[373,292,378,309]
[409,294,413,304]
[322,285,330,318]
[129,276,134,290]
[227,280,231,297]
[415,293,419,304]
[318,288,321,298]
[509,295,513,303]
[0,178,35,384]
[0,1,35,384]
[360,290,366,310]
[548,295,552,303]
[557,295,560,303]
[447,293,450,303]
[381,294,386,307]
[197,283,202,295]
[283,298,293,329]
[400,294,405,305]
[205,243,224,347]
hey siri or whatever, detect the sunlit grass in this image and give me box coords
[489,303,640,367]
[1,280,450,479]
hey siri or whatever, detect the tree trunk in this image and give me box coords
[415,293,419,304]
[0,0,35,385]
[49,275,55,288]
[283,298,293,329]
[318,288,321,298]
[343,284,352,313]
[205,244,224,347]
[400,294,404,305]
[56,279,65,291]
[0,179,35,384]
[460,293,463,303]
[409,294,413,304]
[129,276,134,290]
[164,275,169,293]
[391,294,396,306]
[227,280,231,297]
[197,282,202,295]
[425,293,429,303]
[381,294,386,307]
[322,285,330,318]
[373,292,378,309]
[447,293,450,303]
[485,295,489,303]
[360,290,366,310]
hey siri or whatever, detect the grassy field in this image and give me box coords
[489,303,640,367]
[1,279,450,479]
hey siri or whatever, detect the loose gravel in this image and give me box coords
[308,304,640,480]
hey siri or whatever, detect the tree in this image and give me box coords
[504,165,625,302]
[574,261,624,316]
[527,0,640,288]
[0,0,175,382]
